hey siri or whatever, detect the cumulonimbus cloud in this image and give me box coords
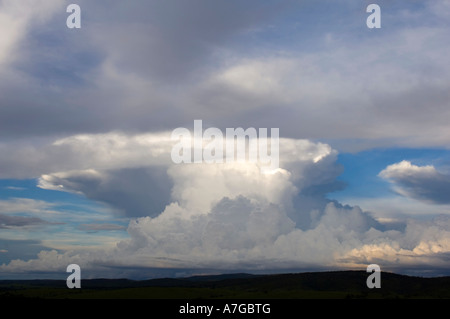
[1,132,449,277]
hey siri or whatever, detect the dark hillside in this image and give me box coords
[1,271,449,299]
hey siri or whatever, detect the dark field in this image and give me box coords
[1,271,449,299]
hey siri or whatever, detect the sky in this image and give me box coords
[0,0,450,279]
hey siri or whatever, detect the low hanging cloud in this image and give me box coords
[379,160,450,205]
[2,197,449,277]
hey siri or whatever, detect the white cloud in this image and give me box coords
[1,133,449,276]
[379,160,450,204]
[20,132,337,219]
[0,0,64,66]
[339,216,450,272]
[0,198,60,215]
[336,196,450,222]
[0,132,173,179]
[4,186,25,191]
[3,199,449,276]
[1,249,86,274]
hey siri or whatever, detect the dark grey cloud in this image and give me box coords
[0,0,286,139]
[78,223,126,232]
[379,161,450,204]
[0,214,50,229]
[0,0,449,150]
[83,0,285,80]
[39,167,173,218]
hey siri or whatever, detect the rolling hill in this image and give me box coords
[1,271,449,299]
